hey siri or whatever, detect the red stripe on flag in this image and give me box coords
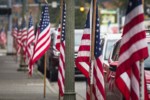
[123,14,144,34]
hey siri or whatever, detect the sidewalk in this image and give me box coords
[0,55,58,100]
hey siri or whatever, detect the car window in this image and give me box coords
[111,40,121,61]
[104,39,119,60]
[110,38,150,68]
[100,38,104,52]
[144,42,150,69]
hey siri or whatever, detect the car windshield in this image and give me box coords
[144,42,150,69]
[104,39,118,60]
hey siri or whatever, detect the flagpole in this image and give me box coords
[142,0,144,6]
[44,51,47,98]
[90,0,97,99]
[140,60,144,100]
[140,1,145,100]
[58,0,63,100]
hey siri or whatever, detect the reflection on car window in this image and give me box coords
[104,40,118,60]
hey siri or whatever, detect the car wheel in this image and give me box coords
[49,68,57,82]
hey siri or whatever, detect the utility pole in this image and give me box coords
[63,0,76,100]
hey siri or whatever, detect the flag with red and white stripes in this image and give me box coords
[21,18,27,43]
[12,24,18,39]
[26,15,35,59]
[12,24,18,52]
[115,0,149,100]
[30,4,51,66]
[76,1,105,99]
[20,18,27,58]
[0,28,7,46]
[57,2,66,96]
[16,29,22,54]
[55,24,61,51]
[92,7,105,100]
[75,10,91,78]
[75,10,91,100]
[26,15,35,75]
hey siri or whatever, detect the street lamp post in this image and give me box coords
[63,0,76,100]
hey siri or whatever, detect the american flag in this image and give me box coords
[58,2,66,96]
[0,28,6,46]
[12,24,18,51]
[55,24,61,51]
[115,0,149,100]
[30,4,51,66]
[26,15,35,75]
[16,28,22,54]
[21,18,27,43]
[75,4,92,100]
[26,15,35,59]
[75,11,91,78]
[21,18,27,58]
[76,1,105,99]
[12,24,18,38]
[92,7,105,100]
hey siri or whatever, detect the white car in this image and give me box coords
[100,33,121,81]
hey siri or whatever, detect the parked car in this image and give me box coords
[48,29,84,81]
[100,33,121,81]
[105,30,150,100]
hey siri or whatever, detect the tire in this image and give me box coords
[49,68,57,82]
[49,57,58,82]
